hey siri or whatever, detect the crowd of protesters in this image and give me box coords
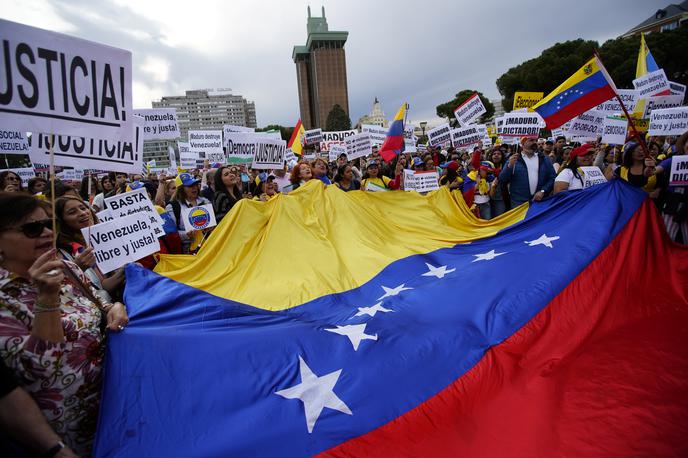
[0,128,685,456]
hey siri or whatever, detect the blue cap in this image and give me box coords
[175,172,200,187]
[367,160,379,168]
[412,157,423,166]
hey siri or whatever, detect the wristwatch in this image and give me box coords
[42,441,65,457]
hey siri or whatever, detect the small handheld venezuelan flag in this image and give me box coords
[379,103,408,162]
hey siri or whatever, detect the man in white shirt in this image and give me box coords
[499,137,556,207]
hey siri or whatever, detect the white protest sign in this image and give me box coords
[304,128,323,145]
[450,125,483,149]
[223,124,255,135]
[361,124,388,146]
[0,19,132,142]
[225,132,258,164]
[344,132,373,160]
[28,115,144,174]
[669,81,686,102]
[669,156,688,186]
[579,166,608,188]
[168,145,177,169]
[329,143,347,163]
[56,168,84,181]
[104,188,165,238]
[188,130,223,163]
[427,123,452,147]
[649,107,688,135]
[0,130,29,154]
[633,69,671,98]
[96,208,114,222]
[82,213,159,274]
[595,89,639,114]
[403,169,417,192]
[642,94,684,118]
[601,116,628,145]
[454,93,486,126]
[251,138,286,169]
[285,148,297,167]
[499,113,541,137]
[403,125,417,153]
[178,141,197,169]
[320,130,356,151]
[133,108,179,140]
[414,170,440,193]
[5,168,35,187]
[567,110,605,141]
[180,204,217,231]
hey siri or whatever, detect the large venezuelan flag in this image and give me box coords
[93,181,688,457]
[379,103,407,162]
[532,56,617,129]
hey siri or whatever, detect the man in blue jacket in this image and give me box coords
[499,137,556,207]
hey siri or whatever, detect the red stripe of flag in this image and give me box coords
[542,85,615,129]
[320,200,688,457]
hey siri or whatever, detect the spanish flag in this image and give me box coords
[532,56,617,129]
[379,103,407,162]
[94,181,688,457]
[287,119,306,156]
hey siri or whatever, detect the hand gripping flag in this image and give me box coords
[531,56,617,129]
[288,119,306,156]
[93,180,688,457]
[379,103,407,162]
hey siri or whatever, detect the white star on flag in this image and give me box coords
[377,284,413,301]
[325,324,378,351]
[275,356,352,433]
[525,234,560,248]
[472,249,506,262]
[421,263,456,279]
[353,302,393,318]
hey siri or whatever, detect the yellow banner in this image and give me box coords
[513,92,544,110]
[620,114,649,133]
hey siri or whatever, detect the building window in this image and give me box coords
[660,21,678,32]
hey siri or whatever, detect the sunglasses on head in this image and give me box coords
[14,219,52,238]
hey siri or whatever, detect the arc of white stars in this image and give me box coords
[421,263,456,279]
[325,323,378,351]
[524,234,560,248]
[275,356,352,434]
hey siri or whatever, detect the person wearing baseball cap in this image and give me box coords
[498,136,556,207]
[361,160,392,191]
[166,172,210,253]
[553,143,599,194]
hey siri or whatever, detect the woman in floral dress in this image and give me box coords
[0,193,128,456]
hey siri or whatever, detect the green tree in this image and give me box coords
[436,90,495,126]
[496,39,597,111]
[495,26,688,110]
[325,104,352,131]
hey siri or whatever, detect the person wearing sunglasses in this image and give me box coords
[0,171,23,193]
[0,193,128,456]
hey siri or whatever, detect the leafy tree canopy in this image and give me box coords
[436,90,495,126]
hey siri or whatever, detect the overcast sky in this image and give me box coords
[0,0,667,127]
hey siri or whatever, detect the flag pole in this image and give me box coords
[593,49,650,158]
[48,136,57,250]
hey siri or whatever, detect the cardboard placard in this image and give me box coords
[251,138,287,169]
[344,132,373,160]
[579,166,607,188]
[180,204,217,230]
[82,213,159,274]
[0,19,133,143]
[669,156,688,186]
[0,130,29,154]
[454,93,486,126]
[648,107,688,136]
[189,130,223,163]
[133,108,180,140]
[633,69,671,98]
[427,123,452,148]
[512,92,544,110]
[104,188,165,238]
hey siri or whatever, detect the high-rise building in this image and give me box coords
[145,89,257,165]
[292,7,349,130]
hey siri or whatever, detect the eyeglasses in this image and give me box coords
[12,219,52,238]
